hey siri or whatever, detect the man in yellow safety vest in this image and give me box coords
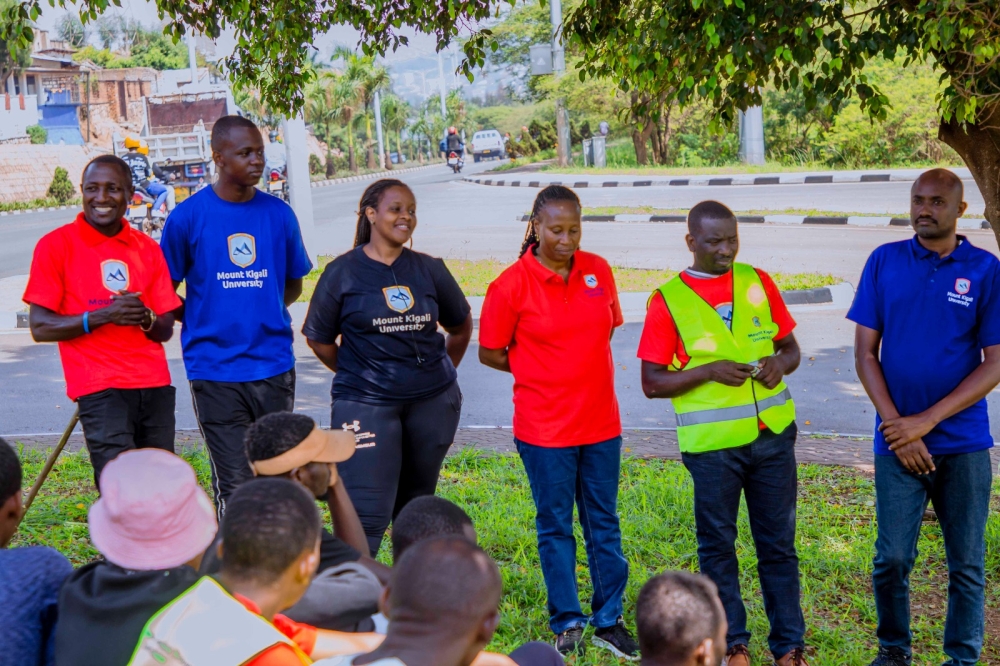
[637,200,807,666]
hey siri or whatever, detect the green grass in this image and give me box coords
[300,257,838,302]
[581,206,984,220]
[0,197,81,213]
[11,445,1000,665]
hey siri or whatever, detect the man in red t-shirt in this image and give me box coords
[637,201,807,666]
[23,155,181,485]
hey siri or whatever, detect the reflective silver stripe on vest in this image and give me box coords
[675,388,793,428]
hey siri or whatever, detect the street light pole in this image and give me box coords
[550,0,569,166]
[374,89,386,169]
[436,50,448,126]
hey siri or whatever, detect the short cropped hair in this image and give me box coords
[245,412,316,464]
[636,571,725,660]
[0,438,22,506]
[212,115,261,146]
[389,536,501,626]
[391,496,474,562]
[83,154,133,186]
[220,478,320,584]
[688,200,736,234]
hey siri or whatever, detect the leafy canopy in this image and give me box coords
[568,0,1000,129]
[2,0,515,116]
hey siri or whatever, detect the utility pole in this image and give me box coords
[186,34,197,86]
[739,106,766,165]
[374,89,386,169]
[550,0,569,166]
[436,50,448,128]
[281,115,315,256]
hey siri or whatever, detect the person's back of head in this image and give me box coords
[386,536,502,665]
[0,437,22,548]
[636,571,727,666]
[391,495,476,563]
[219,477,321,612]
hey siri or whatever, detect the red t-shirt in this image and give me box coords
[637,268,795,368]
[22,214,181,400]
[479,248,624,448]
[234,593,317,666]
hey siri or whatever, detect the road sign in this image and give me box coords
[530,44,552,76]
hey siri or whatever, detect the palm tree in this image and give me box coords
[333,46,389,170]
[380,94,412,165]
[305,72,341,177]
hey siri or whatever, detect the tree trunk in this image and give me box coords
[384,150,393,170]
[366,145,377,170]
[630,92,655,166]
[348,139,357,173]
[938,111,1000,246]
[325,149,334,178]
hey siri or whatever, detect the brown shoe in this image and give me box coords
[775,647,809,666]
[724,644,750,666]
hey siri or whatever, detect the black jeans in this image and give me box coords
[681,424,805,658]
[77,386,176,487]
[190,369,295,517]
[333,381,463,555]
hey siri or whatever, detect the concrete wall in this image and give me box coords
[0,144,100,203]
[0,94,40,141]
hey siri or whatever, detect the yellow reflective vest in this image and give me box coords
[657,263,795,453]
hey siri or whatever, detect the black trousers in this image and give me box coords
[190,369,295,517]
[77,386,176,487]
[333,381,462,555]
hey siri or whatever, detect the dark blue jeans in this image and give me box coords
[681,424,804,658]
[873,449,992,666]
[516,436,629,635]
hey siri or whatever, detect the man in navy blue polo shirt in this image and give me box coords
[848,168,1000,666]
[161,116,313,516]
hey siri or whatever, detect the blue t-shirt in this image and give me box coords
[847,236,1000,455]
[161,187,313,382]
[0,546,73,666]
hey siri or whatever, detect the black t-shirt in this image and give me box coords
[199,528,360,576]
[122,152,150,188]
[303,246,471,404]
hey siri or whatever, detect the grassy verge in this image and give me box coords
[299,258,838,302]
[0,197,81,213]
[11,446,1000,665]
[537,161,960,177]
[581,206,984,220]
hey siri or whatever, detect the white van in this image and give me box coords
[470,129,506,162]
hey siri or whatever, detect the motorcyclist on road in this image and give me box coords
[264,129,287,180]
[445,126,464,159]
[121,137,170,213]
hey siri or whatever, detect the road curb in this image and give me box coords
[463,170,961,189]
[516,213,990,230]
[0,204,81,217]
[310,163,442,188]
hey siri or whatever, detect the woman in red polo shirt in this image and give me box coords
[478,185,637,659]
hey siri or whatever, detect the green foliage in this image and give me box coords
[46,167,75,203]
[25,124,46,144]
[0,0,30,83]
[71,25,191,70]
[56,11,88,48]
[308,153,323,175]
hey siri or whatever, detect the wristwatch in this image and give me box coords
[140,308,157,332]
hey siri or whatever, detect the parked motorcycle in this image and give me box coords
[447,151,464,174]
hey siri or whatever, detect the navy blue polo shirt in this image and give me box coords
[847,235,1000,455]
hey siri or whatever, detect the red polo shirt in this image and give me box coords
[23,214,181,400]
[479,248,623,448]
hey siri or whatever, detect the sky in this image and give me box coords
[33,0,463,66]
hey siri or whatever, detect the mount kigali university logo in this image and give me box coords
[100,260,129,292]
[383,285,415,313]
[228,233,256,268]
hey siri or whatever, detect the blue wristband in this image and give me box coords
[82,311,90,334]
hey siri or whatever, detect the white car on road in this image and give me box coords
[470,130,506,162]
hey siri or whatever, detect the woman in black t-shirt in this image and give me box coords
[303,179,473,555]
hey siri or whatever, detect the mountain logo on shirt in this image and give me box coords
[100,259,129,293]
[382,285,415,313]
[752,316,762,328]
[955,278,971,295]
[716,303,734,330]
[227,233,257,268]
[584,274,599,288]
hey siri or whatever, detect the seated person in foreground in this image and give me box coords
[0,437,74,666]
[636,571,728,666]
[203,411,387,631]
[55,448,218,666]
[131,477,382,665]
[386,499,565,666]
[317,536,505,666]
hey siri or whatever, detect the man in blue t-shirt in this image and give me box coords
[847,168,1000,666]
[0,438,73,666]
[160,116,313,516]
